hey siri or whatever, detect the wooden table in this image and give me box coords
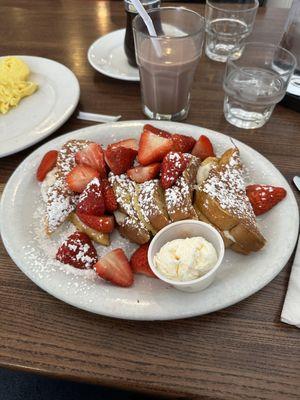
[0,1,299,399]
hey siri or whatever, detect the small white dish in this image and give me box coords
[0,56,80,158]
[87,29,140,82]
[148,220,225,292]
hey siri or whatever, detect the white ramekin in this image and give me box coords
[148,220,225,292]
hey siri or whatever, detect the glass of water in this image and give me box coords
[205,0,258,62]
[223,42,297,129]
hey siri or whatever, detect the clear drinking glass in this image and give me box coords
[205,0,258,63]
[223,42,297,129]
[133,7,205,121]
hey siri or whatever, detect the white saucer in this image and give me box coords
[0,56,80,158]
[87,29,140,82]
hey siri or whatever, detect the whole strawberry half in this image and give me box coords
[66,165,99,193]
[142,124,196,153]
[101,178,118,213]
[56,231,97,269]
[246,184,287,216]
[36,150,58,182]
[127,163,161,183]
[75,142,106,178]
[160,151,189,189]
[191,135,215,160]
[94,248,134,287]
[138,130,174,166]
[77,213,115,233]
[76,178,105,216]
[105,145,136,175]
[143,124,172,139]
[130,243,157,278]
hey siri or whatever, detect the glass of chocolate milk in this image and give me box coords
[133,7,205,121]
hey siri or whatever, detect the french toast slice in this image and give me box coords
[137,179,170,233]
[108,173,150,244]
[194,148,266,254]
[117,214,151,245]
[194,205,233,248]
[45,139,90,234]
[165,154,200,222]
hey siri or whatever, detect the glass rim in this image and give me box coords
[227,41,297,77]
[206,0,259,13]
[224,42,297,79]
[132,6,206,40]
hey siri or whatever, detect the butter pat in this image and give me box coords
[154,237,218,282]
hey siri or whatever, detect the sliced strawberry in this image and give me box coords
[66,165,99,193]
[76,178,105,216]
[172,134,196,153]
[143,124,172,139]
[246,184,287,216]
[76,213,114,233]
[160,151,189,189]
[104,145,136,175]
[130,243,157,278]
[36,150,58,182]
[101,178,118,212]
[191,135,215,160]
[138,131,173,166]
[127,163,161,183]
[94,248,134,287]
[143,125,196,153]
[75,143,106,178]
[111,138,139,153]
[56,231,97,269]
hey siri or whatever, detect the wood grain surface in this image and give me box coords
[0,1,299,399]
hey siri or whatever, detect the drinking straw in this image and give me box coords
[130,0,162,57]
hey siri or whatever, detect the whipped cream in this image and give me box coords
[154,237,218,282]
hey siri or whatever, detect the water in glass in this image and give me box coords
[206,18,250,62]
[223,67,286,129]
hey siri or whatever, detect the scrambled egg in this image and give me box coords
[0,57,38,114]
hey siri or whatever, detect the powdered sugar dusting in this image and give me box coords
[108,172,149,238]
[45,140,89,233]
[202,150,256,227]
[21,198,138,301]
[138,179,159,224]
[108,172,137,219]
[165,176,191,216]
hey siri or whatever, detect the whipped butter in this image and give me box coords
[154,237,218,282]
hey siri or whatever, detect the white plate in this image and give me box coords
[0,121,298,320]
[0,56,80,158]
[88,29,140,82]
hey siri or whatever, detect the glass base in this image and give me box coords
[142,104,189,121]
[205,45,243,63]
[224,96,274,129]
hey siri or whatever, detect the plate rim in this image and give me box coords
[0,55,80,158]
[87,29,140,82]
[1,120,299,320]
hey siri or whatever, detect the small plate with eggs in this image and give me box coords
[0,56,80,158]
